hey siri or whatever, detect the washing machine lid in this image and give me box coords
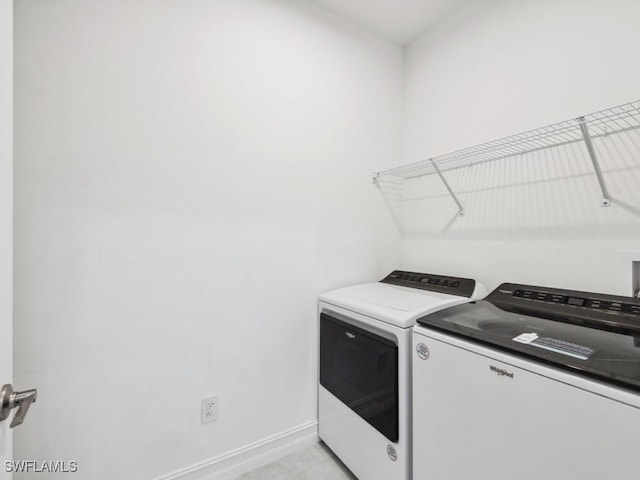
[416,282,640,392]
[319,271,486,329]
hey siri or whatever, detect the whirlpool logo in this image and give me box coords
[489,365,514,378]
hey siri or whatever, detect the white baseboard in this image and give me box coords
[154,420,319,480]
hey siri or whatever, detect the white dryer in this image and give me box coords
[412,283,640,480]
[318,271,486,480]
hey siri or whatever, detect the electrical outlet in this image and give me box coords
[201,395,219,424]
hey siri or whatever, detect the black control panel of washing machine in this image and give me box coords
[487,283,640,336]
[380,270,476,298]
[417,283,640,391]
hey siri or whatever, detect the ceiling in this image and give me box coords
[309,0,466,45]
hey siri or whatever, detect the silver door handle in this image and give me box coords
[0,384,38,428]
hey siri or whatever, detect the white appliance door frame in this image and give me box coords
[1,0,13,475]
[318,302,411,480]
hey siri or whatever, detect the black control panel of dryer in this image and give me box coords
[380,270,476,298]
[487,283,640,336]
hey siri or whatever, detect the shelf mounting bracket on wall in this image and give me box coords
[578,116,612,207]
[430,159,465,217]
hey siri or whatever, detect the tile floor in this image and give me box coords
[234,442,357,480]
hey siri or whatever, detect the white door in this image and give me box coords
[1,0,12,476]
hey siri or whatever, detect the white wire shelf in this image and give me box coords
[374,100,640,220]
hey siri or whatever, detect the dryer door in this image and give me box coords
[320,313,398,442]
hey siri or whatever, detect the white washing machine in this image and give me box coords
[412,282,640,480]
[318,270,486,480]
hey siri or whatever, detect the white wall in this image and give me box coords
[13,1,402,478]
[401,0,640,295]
[0,0,12,474]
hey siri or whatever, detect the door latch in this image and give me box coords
[0,384,38,428]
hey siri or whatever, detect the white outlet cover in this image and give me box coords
[201,395,219,424]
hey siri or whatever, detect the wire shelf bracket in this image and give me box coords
[578,116,611,207]
[431,159,465,216]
